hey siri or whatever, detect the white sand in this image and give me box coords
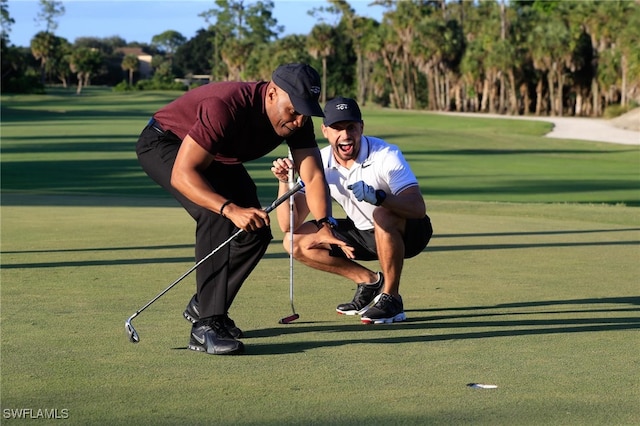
[436,109,640,145]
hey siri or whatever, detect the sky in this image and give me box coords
[5,0,386,47]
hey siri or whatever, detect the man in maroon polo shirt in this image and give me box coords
[136,64,338,355]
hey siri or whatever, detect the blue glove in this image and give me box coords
[348,181,377,205]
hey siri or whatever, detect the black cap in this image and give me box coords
[323,96,362,126]
[272,63,324,117]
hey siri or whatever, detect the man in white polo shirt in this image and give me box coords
[271,97,433,324]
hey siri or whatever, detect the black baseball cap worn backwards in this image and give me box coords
[323,96,362,127]
[272,63,324,117]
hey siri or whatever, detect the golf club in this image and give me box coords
[279,151,300,324]
[125,180,305,343]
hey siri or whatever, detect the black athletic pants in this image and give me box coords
[136,125,272,318]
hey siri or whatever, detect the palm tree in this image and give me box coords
[306,23,335,104]
[30,31,54,84]
[121,54,139,86]
[617,5,640,107]
[69,47,102,94]
[221,38,253,80]
[384,0,424,109]
[529,14,571,116]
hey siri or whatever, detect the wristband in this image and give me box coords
[316,216,338,229]
[374,189,387,206]
[219,200,233,217]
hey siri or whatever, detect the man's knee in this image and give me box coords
[282,232,293,255]
[372,207,405,231]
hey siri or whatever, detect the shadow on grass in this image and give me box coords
[436,228,640,238]
[222,296,640,355]
[0,157,281,204]
[3,225,638,268]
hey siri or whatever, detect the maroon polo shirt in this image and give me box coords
[153,81,317,164]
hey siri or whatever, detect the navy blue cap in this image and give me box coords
[272,63,324,117]
[323,97,362,126]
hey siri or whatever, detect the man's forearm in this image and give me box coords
[295,149,331,220]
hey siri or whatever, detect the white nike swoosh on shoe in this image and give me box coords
[357,305,372,315]
[192,333,205,345]
[356,294,383,315]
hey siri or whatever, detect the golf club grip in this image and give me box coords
[264,180,304,213]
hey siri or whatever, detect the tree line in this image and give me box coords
[2,0,638,117]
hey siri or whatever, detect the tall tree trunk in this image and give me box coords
[404,53,414,109]
[591,79,600,117]
[556,71,565,117]
[498,72,506,114]
[621,55,628,107]
[76,72,83,95]
[426,64,437,110]
[39,57,48,86]
[488,70,497,114]
[547,69,556,116]
[575,91,583,116]
[454,80,462,112]
[507,69,517,115]
[356,52,366,105]
[445,71,451,111]
[535,79,544,116]
[321,56,327,104]
[434,69,442,110]
[480,76,490,112]
[519,83,529,115]
[383,55,401,109]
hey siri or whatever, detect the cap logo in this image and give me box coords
[310,86,321,95]
[335,103,349,111]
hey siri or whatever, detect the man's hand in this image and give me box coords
[306,226,356,259]
[348,181,377,205]
[271,158,293,183]
[222,204,270,232]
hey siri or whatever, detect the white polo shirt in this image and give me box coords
[320,136,419,231]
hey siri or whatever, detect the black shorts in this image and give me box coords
[327,216,433,261]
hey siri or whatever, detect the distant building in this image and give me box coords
[174,74,212,88]
[115,47,153,79]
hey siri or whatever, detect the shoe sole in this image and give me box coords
[184,311,197,324]
[336,294,383,316]
[187,343,244,355]
[361,311,406,324]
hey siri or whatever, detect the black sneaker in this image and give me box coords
[183,294,243,338]
[360,293,406,324]
[187,318,244,355]
[183,294,200,323]
[336,272,384,315]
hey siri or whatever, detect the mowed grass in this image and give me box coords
[1,88,639,425]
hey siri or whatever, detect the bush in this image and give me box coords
[603,104,632,119]
[1,73,44,94]
[135,78,186,91]
[112,80,134,92]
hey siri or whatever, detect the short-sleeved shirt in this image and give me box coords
[320,136,419,230]
[153,81,317,164]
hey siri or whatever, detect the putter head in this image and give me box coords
[125,319,140,343]
[278,313,300,324]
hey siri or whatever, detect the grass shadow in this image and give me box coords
[239,296,640,355]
